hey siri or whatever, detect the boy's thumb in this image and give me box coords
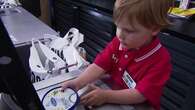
[61,84,67,91]
[61,82,70,91]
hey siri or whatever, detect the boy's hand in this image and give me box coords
[61,79,79,91]
[80,84,107,106]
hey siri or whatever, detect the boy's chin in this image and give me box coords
[121,43,138,50]
[120,43,129,49]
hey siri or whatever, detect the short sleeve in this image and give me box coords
[135,54,172,110]
[94,37,119,72]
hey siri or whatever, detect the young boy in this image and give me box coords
[61,0,173,110]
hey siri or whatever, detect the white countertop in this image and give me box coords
[0,7,58,46]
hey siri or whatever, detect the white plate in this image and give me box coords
[42,87,79,110]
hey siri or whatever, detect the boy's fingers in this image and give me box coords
[85,97,96,106]
[60,85,67,91]
[80,97,87,104]
[81,91,94,101]
[60,82,69,91]
[81,95,94,106]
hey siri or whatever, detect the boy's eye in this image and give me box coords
[124,29,134,33]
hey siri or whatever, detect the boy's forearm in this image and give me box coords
[104,89,146,104]
[75,63,105,89]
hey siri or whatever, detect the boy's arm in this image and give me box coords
[81,86,146,106]
[104,89,146,104]
[75,63,105,89]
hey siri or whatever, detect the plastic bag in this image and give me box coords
[29,28,89,83]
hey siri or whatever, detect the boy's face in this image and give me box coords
[115,17,159,49]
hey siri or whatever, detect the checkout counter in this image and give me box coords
[0,6,134,110]
[162,17,195,43]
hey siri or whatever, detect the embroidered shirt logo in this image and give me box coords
[112,54,119,63]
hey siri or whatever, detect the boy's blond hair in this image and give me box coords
[113,0,173,29]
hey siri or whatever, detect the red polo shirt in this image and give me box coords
[94,36,172,110]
